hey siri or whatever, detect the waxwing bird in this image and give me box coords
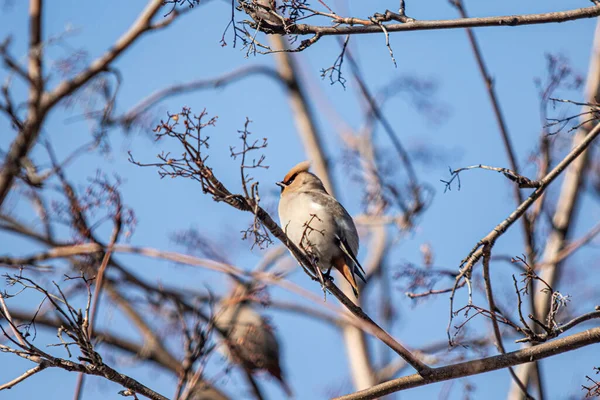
[277,161,366,297]
[214,298,292,397]
[243,0,282,29]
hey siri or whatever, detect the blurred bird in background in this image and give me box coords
[214,289,292,397]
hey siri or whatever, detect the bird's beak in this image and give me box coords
[276,181,285,188]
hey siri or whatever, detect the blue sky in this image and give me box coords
[1,1,600,399]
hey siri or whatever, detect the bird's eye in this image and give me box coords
[284,173,298,186]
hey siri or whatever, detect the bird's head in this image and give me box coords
[276,161,326,196]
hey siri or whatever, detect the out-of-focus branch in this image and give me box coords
[0,0,45,209]
[450,0,518,171]
[0,295,27,346]
[543,221,600,267]
[375,335,494,383]
[0,38,31,86]
[115,65,283,129]
[88,194,122,337]
[340,99,391,381]
[0,242,394,337]
[28,0,43,113]
[481,247,531,398]
[0,0,185,208]
[41,0,176,110]
[334,327,600,400]
[107,285,181,365]
[345,46,420,203]
[509,19,600,399]
[270,35,335,195]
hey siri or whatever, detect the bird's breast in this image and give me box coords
[280,193,329,232]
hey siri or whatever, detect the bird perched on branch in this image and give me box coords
[214,297,292,397]
[238,0,283,32]
[277,161,366,297]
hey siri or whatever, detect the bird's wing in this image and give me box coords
[336,233,366,283]
[308,191,367,282]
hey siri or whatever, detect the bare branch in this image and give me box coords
[0,275,170,400]
[115,65,283,129]
[0,363,47,390]
[448,120,600,349]
[0,0,187,208]
[453,121,600,296]
[441,164,542,191]
[255,5,600,38]
[481,246,532,399]
[334,327,600,400]
[510,19,600,395]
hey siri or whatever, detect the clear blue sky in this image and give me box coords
[1,1,599,399]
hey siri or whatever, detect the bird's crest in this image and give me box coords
[283,160,310,183]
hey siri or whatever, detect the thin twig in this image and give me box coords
[0,363,48,390]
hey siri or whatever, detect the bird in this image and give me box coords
[213,296,292,397]
[243,0,282,30]
[277,161,366,297]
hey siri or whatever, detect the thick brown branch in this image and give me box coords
[28,0,43,108]
[283,5,600,37]
[334,327,600,400]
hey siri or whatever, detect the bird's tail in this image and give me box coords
[333,256,360,298]
[336,235,367,285]
[268,364,293,398]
